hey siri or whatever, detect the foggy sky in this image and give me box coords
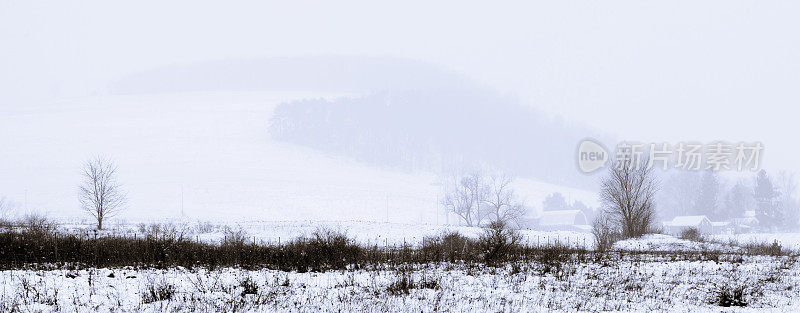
[2,0,799,172]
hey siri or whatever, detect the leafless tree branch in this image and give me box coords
[599,152,658,238]
[78,156,127,230]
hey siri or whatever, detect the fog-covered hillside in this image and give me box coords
[111,57,612,188]
[270,89,611,188]
[110,56,475,95]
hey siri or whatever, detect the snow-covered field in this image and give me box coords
[2,80,796,313]
[0,91,598,224]
[2,254,798,312]
[50,218,800,254]
[712,233,800,251]
[613,234,741,253]
[59,219,596,249]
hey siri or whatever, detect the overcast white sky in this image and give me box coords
[2,0,799,171]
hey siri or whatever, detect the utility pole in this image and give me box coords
[181,185,185,217]
[429,181,444,225]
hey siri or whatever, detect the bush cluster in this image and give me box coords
[0,220,786,271]
[679,228,703,242]
[0,223,588,271]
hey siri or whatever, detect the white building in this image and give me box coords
[730,216,760,233]
[663,215,712,235]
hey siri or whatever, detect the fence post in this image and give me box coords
[403,237,406,263]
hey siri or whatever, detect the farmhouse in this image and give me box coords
[663,215,712,235]
[711,221,732,235]
[521,210,590,232]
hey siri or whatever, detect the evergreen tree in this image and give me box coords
[694,170,719,218]
[724,182,750,219]
[658,170,699,219]
[753,170,780,230]
[542,192,568,211]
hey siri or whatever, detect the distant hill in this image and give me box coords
[270,89,611,189]
[111,56,611,189]
[110,56,475,95]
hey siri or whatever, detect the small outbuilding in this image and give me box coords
[730,216,760,233]
[711,221,732,235]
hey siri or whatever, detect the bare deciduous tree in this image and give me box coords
[79,156,127,230]
[599,153,658,238]
[442,172,487,227]
[442,172,525,227]
[776,170,799,230]
[591,211,619,251]
[484,174,526,226]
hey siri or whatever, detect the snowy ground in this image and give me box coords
[5,219,800,312]
[2,255,798,312]
[59,219,596,249]
[712,233,800,251]
[613,234,741,253]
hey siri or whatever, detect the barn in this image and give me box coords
[521,210,590,232]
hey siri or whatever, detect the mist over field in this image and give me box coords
[1,55,609,223]
[3,1,800,312]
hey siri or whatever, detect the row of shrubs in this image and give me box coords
[0,228,360,271]
[0,220,791,271]
[0,221,590,270]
